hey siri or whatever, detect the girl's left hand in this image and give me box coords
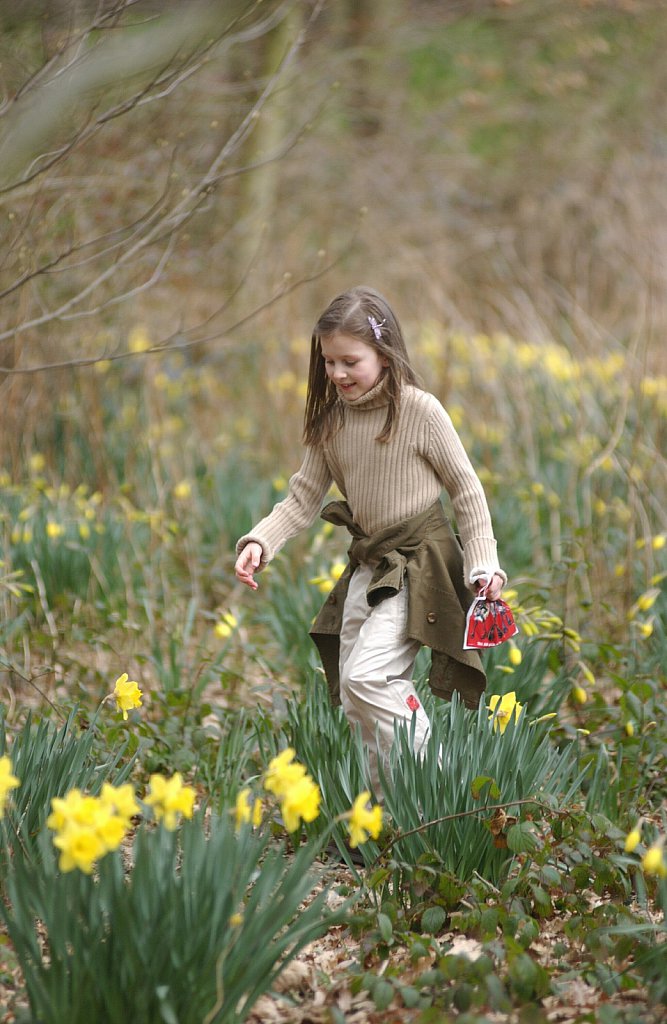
[476,573,504,601]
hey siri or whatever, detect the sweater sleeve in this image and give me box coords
[235,445,332,567]
[425,399,507,586]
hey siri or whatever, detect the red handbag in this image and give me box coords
[463,595,519,650]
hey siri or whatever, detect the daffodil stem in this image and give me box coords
[2,812,31,862]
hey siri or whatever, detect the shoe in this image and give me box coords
[324,838,367,867]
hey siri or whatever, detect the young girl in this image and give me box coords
[234,286,506,790]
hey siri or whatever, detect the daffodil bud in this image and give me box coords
[624,828,641,853]
[508,645,522,667]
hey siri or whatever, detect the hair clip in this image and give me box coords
[368,315,385,341]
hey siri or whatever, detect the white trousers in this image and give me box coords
[339,564,432,792]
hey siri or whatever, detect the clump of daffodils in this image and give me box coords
[239,748,383,850]
[264,748,321,833]
[46,773,197,875]
[47,783,139,874]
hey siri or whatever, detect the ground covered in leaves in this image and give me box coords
[1,846,663,1024]
[243,859,665,1024]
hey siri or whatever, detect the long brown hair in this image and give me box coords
[302,286,419,446]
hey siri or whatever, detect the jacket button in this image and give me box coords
[327,593,337,605]
[426,612,436,624]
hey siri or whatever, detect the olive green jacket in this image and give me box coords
[310,499,486,709]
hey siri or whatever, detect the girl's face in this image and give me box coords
[321,332,388,401]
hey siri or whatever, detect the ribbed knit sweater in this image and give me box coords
[236,379,505,586]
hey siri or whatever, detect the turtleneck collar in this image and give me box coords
[342,374,390,411]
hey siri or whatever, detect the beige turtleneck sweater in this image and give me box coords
[236,380,505,586]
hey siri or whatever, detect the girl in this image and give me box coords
[234,286,506,790]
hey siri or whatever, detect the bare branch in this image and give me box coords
[0,159,176,301]
[0,1,283,190]
[0,0,326,345]
[0,215,361,375]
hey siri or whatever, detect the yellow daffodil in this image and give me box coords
[624,721,635,738]
[572,686,588,705]
[263,748,307,798]
[487,692,524,734]
[53,822,106,874]
[0,755,20,818]
[128,325,151,353]
[92,805,129,852]
[46,521,64,539]
[234,787,262,830]
[145,772,196,830]
[99,782,139,824]
[309,561,346,594]
[46,789,100,831]
[309,575,334,595]
[347,791,383,848]
[280,775,321,833]
[628,588,660,619]
[113,672,143,720]
[272,370,297,393]
[642,843,667,878]
[214,612,238,639]
[262,749,321,832]
[624,826,642,854]
[173,480,192,500]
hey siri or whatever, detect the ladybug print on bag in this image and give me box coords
[463,597,519,650]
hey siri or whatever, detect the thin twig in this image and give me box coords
[373,797,559,865]
[0,657,63,719]
[0,3,325,347]
[0,213,359,374]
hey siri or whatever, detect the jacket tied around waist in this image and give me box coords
[309,498,487,710]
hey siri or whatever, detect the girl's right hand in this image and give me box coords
[234,542,263,590]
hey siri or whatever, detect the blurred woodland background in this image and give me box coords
[2,0,666,445]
